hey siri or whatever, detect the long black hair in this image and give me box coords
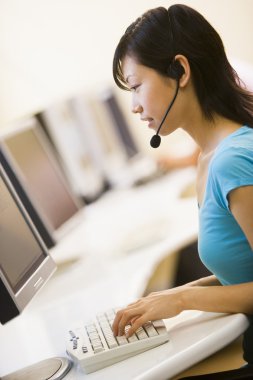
[113,4,253,127]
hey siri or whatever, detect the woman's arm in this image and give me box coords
[186,274,221,287]
[112,281,253,338]
[181,281,253,315]
[229,185,253,249]
[157,147,199,171]
[112,275,221,337]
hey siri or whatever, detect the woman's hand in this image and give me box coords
[112,288,184,338]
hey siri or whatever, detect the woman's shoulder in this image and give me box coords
[206,127,253,205]
[210,126,253,177]
[213,126,253,163]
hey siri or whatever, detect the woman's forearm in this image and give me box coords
[180,281,253,315]
[185,274,221,287]
[112,280,253,337]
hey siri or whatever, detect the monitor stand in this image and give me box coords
[1,357,72,380]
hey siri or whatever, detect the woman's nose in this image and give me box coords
[132,104,143,114]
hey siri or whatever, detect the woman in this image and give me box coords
[111,4,253,367]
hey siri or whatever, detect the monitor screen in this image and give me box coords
[37,102,104,200]
[0,118,82,237]
[0,148,55,249]
[0,163,56,324]
[102,91,139,159]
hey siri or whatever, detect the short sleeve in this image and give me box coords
[210,146,253,209]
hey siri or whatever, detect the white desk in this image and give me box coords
[50,167,198,263]
[0,288,248,380]
[0,168,249,379]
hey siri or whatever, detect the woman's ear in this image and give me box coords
[174,54,191,88]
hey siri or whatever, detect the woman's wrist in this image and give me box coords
[163,276,222,315]
[179,286,192,312]
[180,286,206,312]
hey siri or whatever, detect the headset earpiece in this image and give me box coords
[167,60,185,80]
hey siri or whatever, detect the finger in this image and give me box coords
[112,300,145,336]
[130,315,139,325]
[126,315,148,337]
[117,308,142,336]
[112,309,124,336]
[112,306,140,336]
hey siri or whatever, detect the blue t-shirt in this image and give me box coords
[198,126,253,285]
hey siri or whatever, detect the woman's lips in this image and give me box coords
[141,118,155,129]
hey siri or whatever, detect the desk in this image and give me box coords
[0,294,248,379]
[0,168,249,379]
[172,336,245,379]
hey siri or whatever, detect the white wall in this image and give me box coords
[0,0,252,153]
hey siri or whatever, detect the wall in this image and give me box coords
[1,0,252,154]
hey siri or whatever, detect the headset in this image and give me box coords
[150,60,185,148]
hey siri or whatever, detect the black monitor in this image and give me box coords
[0,118,83,241]
[0,148,55,249]
[102,90,139,159]
[0,163,72,379]
[0,163,56,325]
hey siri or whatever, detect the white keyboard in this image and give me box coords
[66,308,169,373]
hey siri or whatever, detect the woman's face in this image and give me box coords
[122,55,182,136]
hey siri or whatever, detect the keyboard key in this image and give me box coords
[88,331,99,340]
[152,319,165,328]
[86,324,97,333]
[127,334,138,343]
[107,340,118,349]
[143,322,158,337]
[116,335,128,345]
[135,326,148,340]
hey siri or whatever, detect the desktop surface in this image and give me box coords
[1,167,247,379]
[0,288,248,380]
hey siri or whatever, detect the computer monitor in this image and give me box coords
[0,118,83,241]
[0,163,72,379]
[72,94,131,187]
[0,148,55,249]
[99,89,160,188]
[101,89,139,159]
[0,163,56,325]
[67,95,109,176]
[37,101,105,201]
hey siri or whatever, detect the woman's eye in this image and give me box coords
[130,84,140,92]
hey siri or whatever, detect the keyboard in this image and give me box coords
[66,308,169,373]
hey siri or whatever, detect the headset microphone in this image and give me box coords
[150,61,184,149]
[150,134,162,149]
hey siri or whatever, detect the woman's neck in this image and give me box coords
[184,114,242,155]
